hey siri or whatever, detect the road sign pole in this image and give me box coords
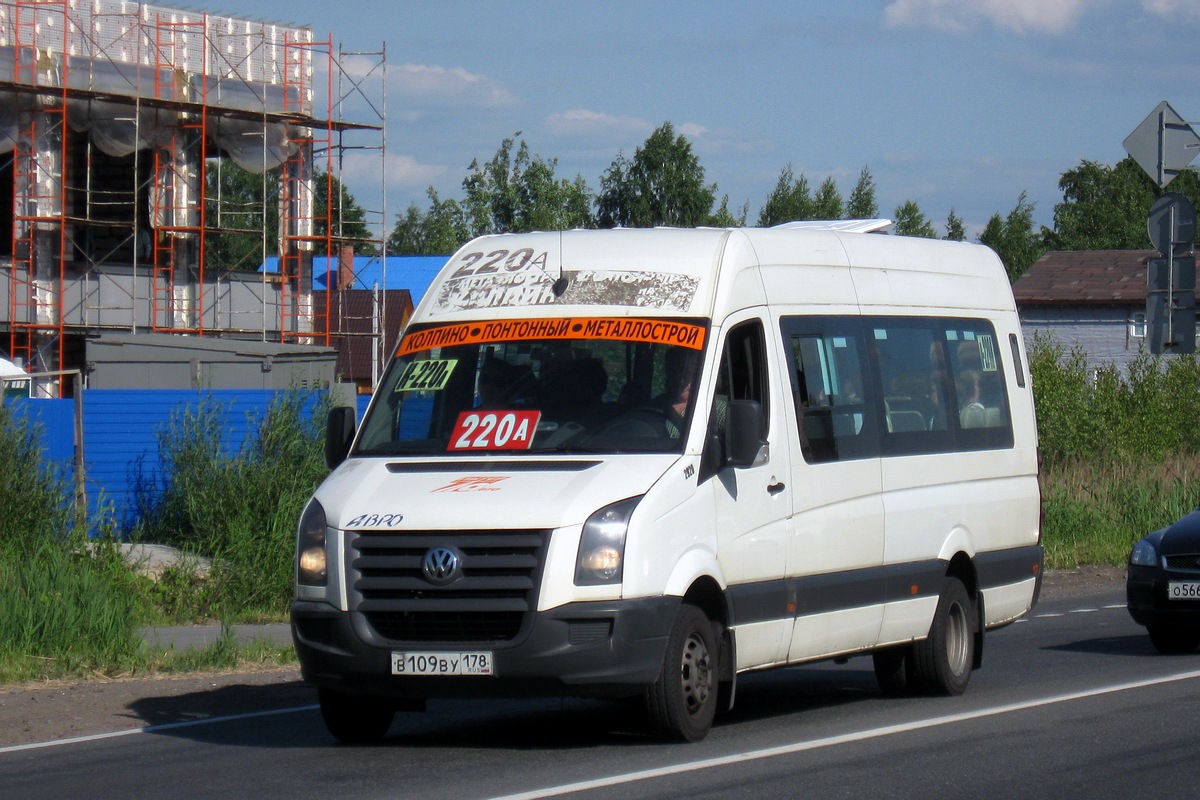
[1159,108,1167,188]
[1167,204,1175,345]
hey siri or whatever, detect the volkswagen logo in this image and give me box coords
[422,546,462,585]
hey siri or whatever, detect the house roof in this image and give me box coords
[259,255,448,305]
[1013,250,1153,306]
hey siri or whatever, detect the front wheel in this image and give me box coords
[318,687,395,744]
[1148,624,1200,655]
[645,604,718,742]
[913,577,975,696]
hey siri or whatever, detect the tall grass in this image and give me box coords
[1042,455,1200,569]
[136,388,330,621]
[0,403,145,682]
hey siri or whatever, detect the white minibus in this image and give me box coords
[292,222,1043,742]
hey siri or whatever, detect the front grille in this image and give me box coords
[1165,554,1200,572]
[348,529,548,643]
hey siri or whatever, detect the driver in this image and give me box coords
[656,347,699,438]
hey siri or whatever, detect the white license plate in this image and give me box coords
[391,651,493,676]
[1168,581,1200,600]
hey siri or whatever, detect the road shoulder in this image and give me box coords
[0,568,1128,749]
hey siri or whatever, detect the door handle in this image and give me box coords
[767,482,785,495]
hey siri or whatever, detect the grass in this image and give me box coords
[1041,454,1200,569]
[0,391,321,685]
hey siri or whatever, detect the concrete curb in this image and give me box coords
[139,623,292,651]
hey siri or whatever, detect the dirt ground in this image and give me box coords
[0,568,1127,749]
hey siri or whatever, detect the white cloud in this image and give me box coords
[338,54,386,83]
[883,0,1087,35]
[339,150,446,192]
[390,64,516,108]
[545,109,652,137]
[1143,0,1200,20]
[678,122,710,139]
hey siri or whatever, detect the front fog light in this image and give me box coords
[297,499,328,586]
[575,496,641,586]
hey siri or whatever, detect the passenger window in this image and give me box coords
[873,325,948,434]
[782,315,1014,461]
[782,318,878,463]
[946,327,1009,433]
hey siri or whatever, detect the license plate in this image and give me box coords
[1168,581,1200,600]
[391,651,494,676]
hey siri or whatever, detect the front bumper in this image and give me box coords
[291,596,680,700]
[1127,564,1200,627]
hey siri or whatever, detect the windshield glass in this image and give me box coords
[355,317,708,456]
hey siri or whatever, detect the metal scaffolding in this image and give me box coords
[0,0,385,394]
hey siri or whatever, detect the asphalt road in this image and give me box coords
[3,575,1196,800]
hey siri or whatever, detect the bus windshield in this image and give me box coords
[355,317,708,456]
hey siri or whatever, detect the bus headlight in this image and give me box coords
[575,496,641,586]
[297,499,328,586]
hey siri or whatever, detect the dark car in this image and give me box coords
[1128,508,1200,654]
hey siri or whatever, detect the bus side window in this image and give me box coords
[783,319,877,463]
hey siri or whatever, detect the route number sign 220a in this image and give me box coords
[449,410,540,451]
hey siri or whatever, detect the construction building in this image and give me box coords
[0,0,389,395]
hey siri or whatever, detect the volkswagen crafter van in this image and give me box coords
[292,221,1043,743]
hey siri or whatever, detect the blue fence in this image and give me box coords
[8,388,369,529]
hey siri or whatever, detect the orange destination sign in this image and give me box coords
[397,317,707,356]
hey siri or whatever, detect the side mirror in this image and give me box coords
[724,399,767,468]
[325,406,357,469]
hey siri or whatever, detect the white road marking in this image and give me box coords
[0,704,319,755]
[486,670,1200,800]
[0,602,1142,762]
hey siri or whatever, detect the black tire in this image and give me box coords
[1148,625,1200,655]
[913,577,975,696]
[318,687,395,744]
[645,604,718,742]
[873,645,917,697]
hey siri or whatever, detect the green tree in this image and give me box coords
[205,164,376,269]
[812,176,844,220]
[1047,158,1156,250]
[513,155,594,232]
[205,161,279,272]
[1047,157,1200,250]
[892,199,937,238]
[463,137,594,236]
[463,137,521,236]
[387,188,469,255]
[710,195,748,227]
[944,208,966,241]
[313,170,376,255]
[980,191,1044,282]
[596,122,716,228]
[757,165,813,226]
[846,166,879,219]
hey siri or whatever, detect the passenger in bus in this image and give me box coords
[957,369,988,428]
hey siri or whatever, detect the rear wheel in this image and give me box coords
[1148,625,1200,655]
[913,577,975,696]
[645,604,718,742]
[318,688,395,744]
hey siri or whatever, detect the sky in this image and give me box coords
[208,0,1200,241]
